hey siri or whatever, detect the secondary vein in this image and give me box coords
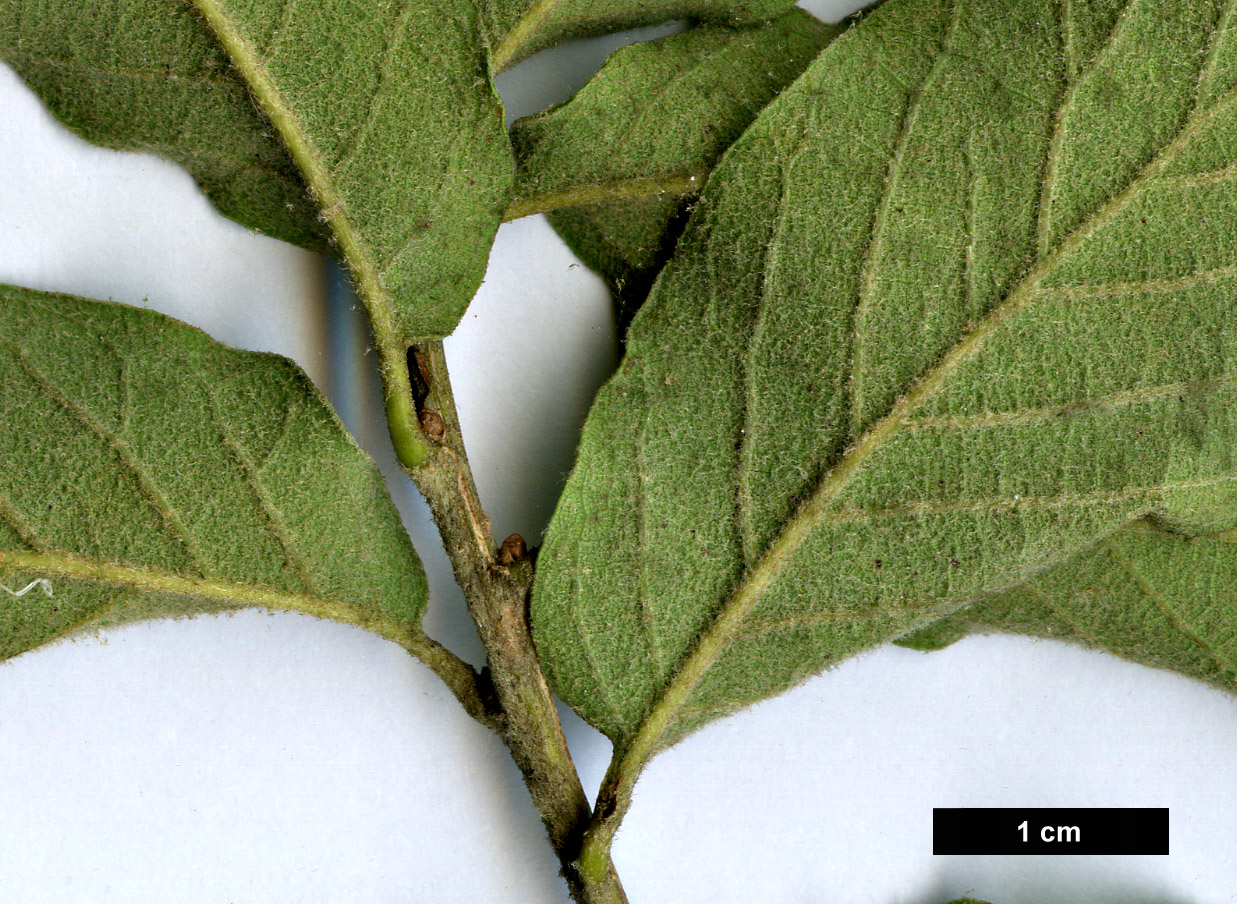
[503,173,701,221]
[1103,537,1237,678]
[850,0,961,437]
[602,15,1237,834]
[0,333,209,573]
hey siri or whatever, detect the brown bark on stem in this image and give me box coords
[402,341,627,904]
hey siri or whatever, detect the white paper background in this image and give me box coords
[1,2,1235,901]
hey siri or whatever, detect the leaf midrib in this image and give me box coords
[505,10,833,224]
[504,173,701,221]
[0,548,420,650]
[188,0,427,465]
[613,44,1237,773]
[490,0,557,72]
[188,0,393,337]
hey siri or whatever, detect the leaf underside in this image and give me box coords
[0,285,428,660]
[898,519,1237,694]
[483,0,797,70]
[0,0,330,253]
[510,10,840,329]
[2,0,516,342]
[189,0,513,342]
[532,0,1237,752]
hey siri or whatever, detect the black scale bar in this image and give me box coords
[933,808,1169,854]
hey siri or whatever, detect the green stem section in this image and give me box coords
[0,548,493,727]
[190,0,428,469]
[402,342,627,904]
[503,173,702,222]
[381,342,430,469]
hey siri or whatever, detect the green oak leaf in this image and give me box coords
[189,0,513,343]
[508,9,841,330]
[0,284,429,660]
[899,519,1237,692]
[484,0,797,72]
[183,0,515,469]
[0,0,329,253]
[2,0,516,467]
[531,0,1237,772]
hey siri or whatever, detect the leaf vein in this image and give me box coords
[490,0,557,72]
[329,0,414,173]
[1034,0,1141,252]
[565,489,629,730]
[503,173,700,222]
[906,372,1237,432]
[260,0,298,56]
[199,377,318,595]
[609,38,743,161]
[1061,0,1075,81]
[0,47,242,88]
[375,127,471,275]
[1154,161,1237,190]
[615,74,1237,771]
[849,0,963,438]
[962,133,977,316]
[1041,258,1237,298]
[0,333,209,573]
[819,475,1237,526]
[634,395,666,678]
[0,496,46,552]
[1193,0,1235,114]
[0,548,419,650]
[1022,577,1099,646]
[740,594,945,639]
[596,0,1237,824]
[737,156,797,565]
[1103,538,1237,678]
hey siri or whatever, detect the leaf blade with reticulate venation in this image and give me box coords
[508,9,842,329]
[898,519,1237,692]
[531,0,1237,770]
[485,0,797,71]
[0,284,428,659]
[0,0,329,253]
[189,0,513,343]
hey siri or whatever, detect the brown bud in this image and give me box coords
[411,348,432,387]
[406,347,431,406]
[418,408,446,444]
[498,533,527,566]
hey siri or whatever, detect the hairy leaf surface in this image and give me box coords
[532,0,1237,757]
[0,0,329,252]
[190,0,513,343]
[898,519,1237,693]
[2,0,514,344]
[509,10,839,328]
[484,0,796,71]
[0,285,428,659]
